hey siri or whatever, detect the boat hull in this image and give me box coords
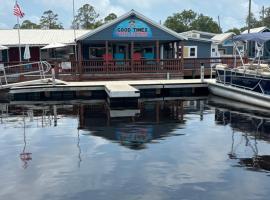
[208,82,270,109]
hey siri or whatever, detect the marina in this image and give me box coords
[1,0,270,199]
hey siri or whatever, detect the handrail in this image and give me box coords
[0,61,51,86]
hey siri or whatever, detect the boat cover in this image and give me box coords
[233,32,270,43]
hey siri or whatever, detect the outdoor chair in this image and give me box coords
[143,53,155,65]
[103,53,114,66]
[133,53,142,65]
[114,53,125,65]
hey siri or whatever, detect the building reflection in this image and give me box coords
[78,100,206,150]
[0,99,206,157]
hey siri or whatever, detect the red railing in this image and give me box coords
[1,57,248,79]
[81,59,182,74]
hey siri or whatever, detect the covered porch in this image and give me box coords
[78,40,184,75]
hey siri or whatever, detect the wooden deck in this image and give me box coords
[1,57,247,82]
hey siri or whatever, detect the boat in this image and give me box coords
[208,32,270,109]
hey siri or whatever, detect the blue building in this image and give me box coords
[76,10,189,79]
[181,30,214,58]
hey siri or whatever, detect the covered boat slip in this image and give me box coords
[76,10,186,79]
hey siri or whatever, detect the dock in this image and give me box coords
[4,79,210,95]
[0,78,211,108]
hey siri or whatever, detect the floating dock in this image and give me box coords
[0,79,210,108]
[5,79,209,94]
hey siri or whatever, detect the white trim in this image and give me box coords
[187,46,197,58]
[211,44,220,58]
[77,10,187,41]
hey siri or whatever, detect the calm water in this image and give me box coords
[0,98,270,200]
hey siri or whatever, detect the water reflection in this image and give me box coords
[0,99,207,164]
[20,112,32,169]
[210,96,270,173]
[1,98,270,199]
[78,100,194,150]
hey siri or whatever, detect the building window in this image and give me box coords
[89,47,105,59]
[190,48,196,57]
[188,46,197,58]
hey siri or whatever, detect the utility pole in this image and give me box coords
[218,16,221,32]
[248,0,252,33]
[262,6,265,26]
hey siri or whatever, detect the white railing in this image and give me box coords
[216,68,268,95]
[0,61,51,86]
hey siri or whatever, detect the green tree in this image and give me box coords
[164,10,197,32]
[13,24,20,29]
[40,10,63,29]
[260,6,270,27]
[191,14,222,33]
[73,4,100,29]
[226,28,241,35]
[246,12,262,29]
[20,20,40,29]
[104,13,117,23]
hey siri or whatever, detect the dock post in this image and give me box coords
[51,65,56,86]
[167,72,170,80]
[200,63,204,82]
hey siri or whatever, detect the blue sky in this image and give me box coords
[0,0,268,31]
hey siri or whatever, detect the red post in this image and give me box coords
[78,41,83,81]
[156,40,160,62]
[180,41,184,72]
[105,41,109,73]
[131,41,134,73]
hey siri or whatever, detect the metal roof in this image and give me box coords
[77,10,187,41]
[182,30,217,37]
[184,36,213,43]
[242,26,270,34]
[212,32,235,44]
[0,29,90,47]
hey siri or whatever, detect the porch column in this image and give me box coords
[131,41,134,73]
[78,41,83,81]
[105,41,109,73]
[156,40,160,62]
[180,41,184,72]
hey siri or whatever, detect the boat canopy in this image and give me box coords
[233,32,270,44]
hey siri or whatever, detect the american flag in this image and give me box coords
[13,2,25,18]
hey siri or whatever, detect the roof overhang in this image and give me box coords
[77,10,187,41]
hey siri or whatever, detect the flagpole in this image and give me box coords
[17,16,22,62]
[73,0,78,62]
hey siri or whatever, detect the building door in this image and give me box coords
[211,44,220,58]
